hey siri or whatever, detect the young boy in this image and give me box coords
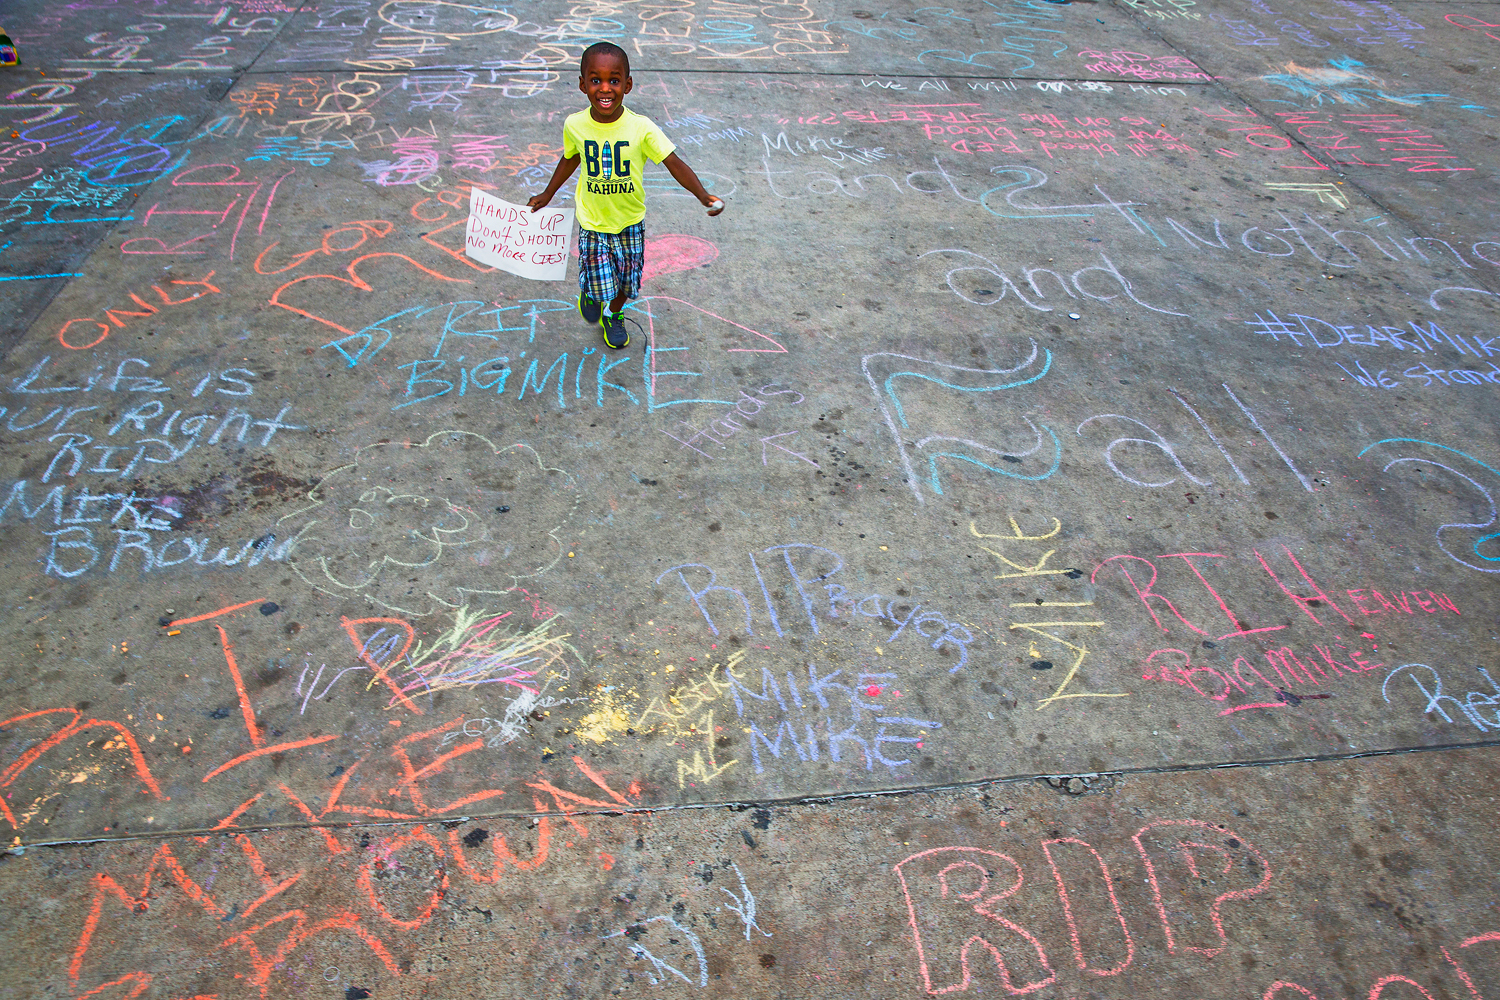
[528,42,724,350]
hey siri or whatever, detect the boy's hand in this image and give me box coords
[530,155,579,211]
[705,196,725,216]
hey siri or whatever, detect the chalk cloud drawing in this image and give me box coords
[279,431,581,614]
[1358,438,1500,574]
[863,341,1059,505]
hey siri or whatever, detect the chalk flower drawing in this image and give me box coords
[279,431,580,614]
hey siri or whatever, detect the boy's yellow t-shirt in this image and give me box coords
[563,107,676,234]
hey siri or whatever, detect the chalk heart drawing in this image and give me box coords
[279,432,581,615]
[643,234,719,284]
[265,238,474,342]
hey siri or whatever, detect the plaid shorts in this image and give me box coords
[578,222,645,307]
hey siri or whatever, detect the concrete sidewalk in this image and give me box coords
[0,0,1497,994]
[6,749,1497,999]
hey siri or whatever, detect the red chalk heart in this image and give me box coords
[643,234,719,283]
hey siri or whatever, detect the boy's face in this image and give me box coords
[579,52,631,123]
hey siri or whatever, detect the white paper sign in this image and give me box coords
[464,190,574,281]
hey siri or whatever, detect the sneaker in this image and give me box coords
[599,311,629,350]
[577,293,602,325]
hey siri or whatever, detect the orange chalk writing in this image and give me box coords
[341,615,423,714]
[167,598,269,626]
[387,717,503,814]
[73,973,154,1000]
[359,825,450,930]
[201,735,340,782]
[58,273,221,350]
[218,909,400,998]
[71,845,226,985]
[1,708,163,830]
[447,798,553,883]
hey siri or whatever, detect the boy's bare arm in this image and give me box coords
[663,152,725,215]
[528,155,581,211]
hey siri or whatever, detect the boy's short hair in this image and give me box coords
[580,41,629,76]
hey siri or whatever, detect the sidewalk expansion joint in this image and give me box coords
[8,738,1497,854]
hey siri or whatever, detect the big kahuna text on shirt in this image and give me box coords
[585,179,638,195]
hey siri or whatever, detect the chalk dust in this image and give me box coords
[574,688,635,744]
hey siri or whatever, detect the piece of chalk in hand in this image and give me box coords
[707,198,724,214]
